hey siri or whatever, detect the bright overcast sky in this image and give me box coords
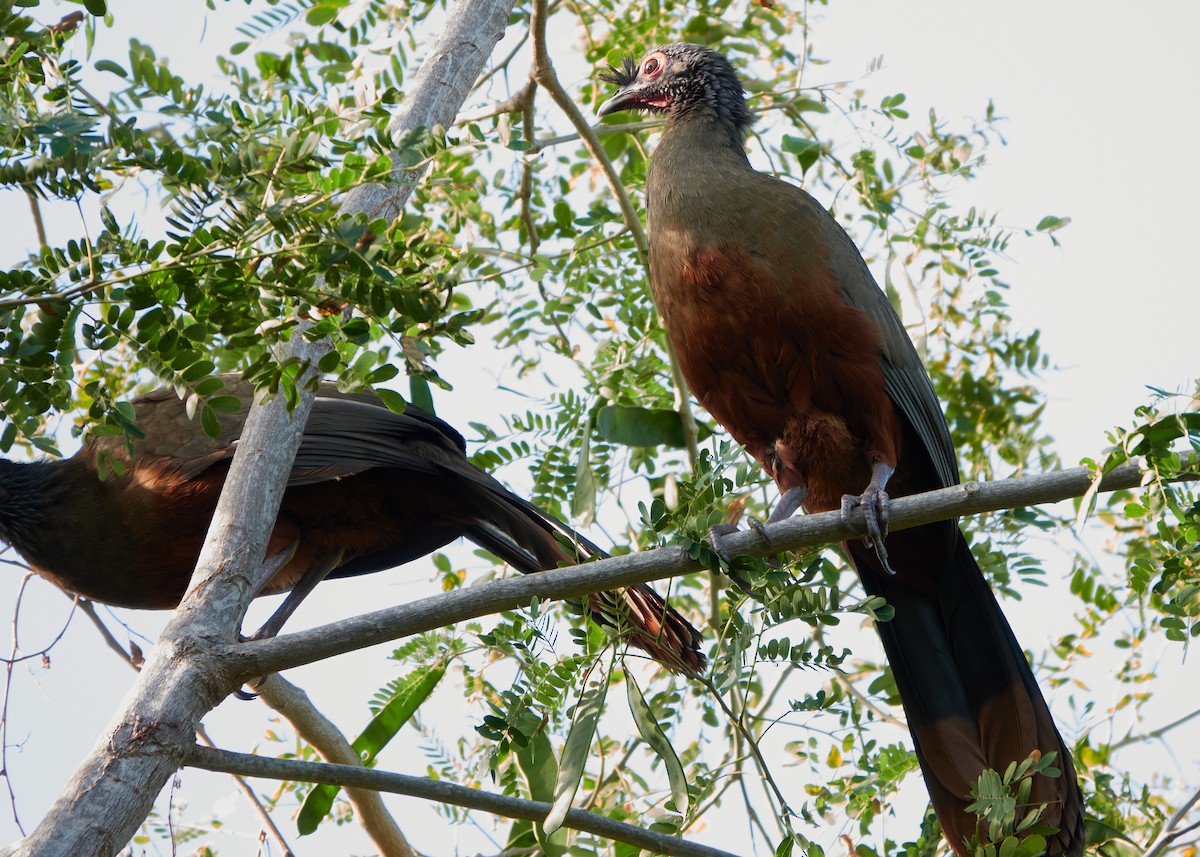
[1,1,1198,853]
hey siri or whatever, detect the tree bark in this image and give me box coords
[6,0,514,853]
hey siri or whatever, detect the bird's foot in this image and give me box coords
[707,523,771,596]
[841,483,894,574]
[710,486,808,562]
[709,522,741,564]
[234,676,267,701]
[234,626,278,701]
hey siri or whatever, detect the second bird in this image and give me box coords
[0,375,704,674]
[598,43,1083,856]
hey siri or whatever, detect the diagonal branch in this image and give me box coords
[6,1,519,854]
[184,744,740,857]
[527,0,701,467]
[256,675,413,857]
[1143,784,1200,857]
[224,458,1195,679]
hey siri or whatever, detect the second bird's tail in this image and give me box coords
[465,490,706,674]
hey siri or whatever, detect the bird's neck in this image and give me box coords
[647,112,753,233]
[659,110,751,166]
[0,458,89,567]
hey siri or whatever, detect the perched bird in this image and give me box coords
[0,375,704,673]
[599,43,1082,855]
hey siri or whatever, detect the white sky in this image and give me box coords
[1,1,1198,854]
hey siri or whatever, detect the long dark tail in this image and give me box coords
[849,526,1083,857]
[465,492,706,674]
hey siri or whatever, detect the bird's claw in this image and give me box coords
[708,523,773,596]
[711,518,773,558]
[841,487,895,574]
[709,523,740,564]
[234,629,273,701]
[234,678,266,702]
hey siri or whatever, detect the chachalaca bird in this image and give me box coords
[599,43,1083,856]
[0,375,705,673]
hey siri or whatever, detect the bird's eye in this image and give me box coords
[642,56,663,78]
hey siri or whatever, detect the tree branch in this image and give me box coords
[222,458,1194,679]
[339,0,513,224]
[1144,783,1200,857]
[256,675,413,857]
[526,0,702,468]
[184,744,740,857]
[7,0,518,853]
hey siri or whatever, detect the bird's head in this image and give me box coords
[597,43,752,134]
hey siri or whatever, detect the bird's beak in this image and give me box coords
[597,87,640,118]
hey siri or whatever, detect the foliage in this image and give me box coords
[1,0,1197,855]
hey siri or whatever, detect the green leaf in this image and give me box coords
[1013,834,1048,857]
[515,726,566,856]
[624,667,689,814]
[94,59,127,78]
[781,135,821,174]
[199,406,220,438]
[373,388,408,415]
[305,4,339,26]
[596,405,708,449]
[544,652,611,835]
[408,375,434,414]
[207,395,242,414]
[1035,215,1071,233]
[297,664,445,835]
[571,417,596,526]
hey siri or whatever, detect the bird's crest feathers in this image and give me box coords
[599,54,637,88]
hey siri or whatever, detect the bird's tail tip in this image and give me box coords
[603,582,707,675]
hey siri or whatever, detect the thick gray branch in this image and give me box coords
[8,0,517,853]
[184,744,740,857]
[340,0,512,223]
[225,458,1193,678]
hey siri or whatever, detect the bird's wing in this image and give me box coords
[94,376,473,484]
[286,395,471,484]
[815,204,960,489]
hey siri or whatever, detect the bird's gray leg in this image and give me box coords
[236,548,344,700]
[246,548,345,641]
[841,461,894,574]
[710,485,808,562]
[248,539,300,596]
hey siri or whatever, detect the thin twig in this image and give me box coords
[197,725,295,857]
[25,194,46,249]
[1,574,33,836]
[706,678,793,824]
[185,744,740,857]
[74,599,140,667]
[1112,707,1200,752]
[527,118,665,153]
[1144,784,1200,857]
[0,575,80,835]
[526,0,701,468]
